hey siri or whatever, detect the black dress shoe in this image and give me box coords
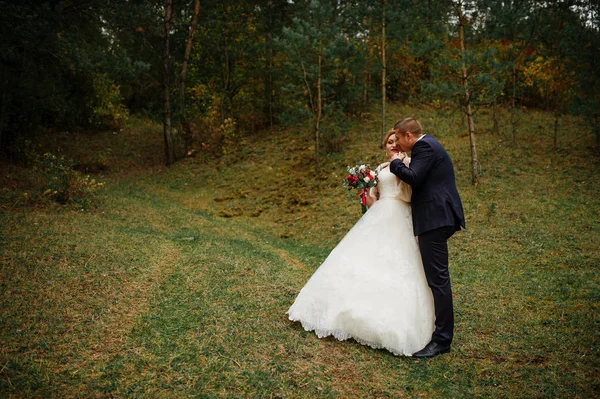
[412,341,451,358]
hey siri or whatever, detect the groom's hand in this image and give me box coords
[392,152,406,162]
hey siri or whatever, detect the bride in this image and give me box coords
[287,130,435,356]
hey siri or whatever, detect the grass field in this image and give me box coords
[1,104,599,398]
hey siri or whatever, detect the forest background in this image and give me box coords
[0,0,599,398]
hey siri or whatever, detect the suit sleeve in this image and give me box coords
[389,141,435,187]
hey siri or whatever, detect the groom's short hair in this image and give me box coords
[394,118,423,137]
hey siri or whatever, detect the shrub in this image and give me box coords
[219,117,237,156]
[35,152,104,208]
[88,73,130,129]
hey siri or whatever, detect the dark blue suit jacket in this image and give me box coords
[389,134,465,236]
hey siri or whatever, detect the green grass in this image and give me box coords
[0,104,598,398]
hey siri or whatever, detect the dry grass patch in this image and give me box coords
[1,104,598,398]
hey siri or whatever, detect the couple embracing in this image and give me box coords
[288,117,465,358]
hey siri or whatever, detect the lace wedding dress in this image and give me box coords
[287,164,435,356]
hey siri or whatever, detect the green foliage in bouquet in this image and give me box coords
[343,163,377,214]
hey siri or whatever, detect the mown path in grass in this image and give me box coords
[1,106,599,398]
[2,176,467,398]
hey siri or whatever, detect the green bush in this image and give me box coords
[88,73,130,129]
[35,152,104,208]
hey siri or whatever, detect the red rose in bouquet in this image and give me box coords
[343,163,378,214]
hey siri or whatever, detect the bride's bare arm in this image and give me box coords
[365,186,378,207]
[365,163,387,208]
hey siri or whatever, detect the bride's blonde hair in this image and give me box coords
[383,128,396,147]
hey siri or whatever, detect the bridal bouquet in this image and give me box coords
[344,163,377,214]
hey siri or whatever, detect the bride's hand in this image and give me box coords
[392,152,407,162]
[360,188,377,207]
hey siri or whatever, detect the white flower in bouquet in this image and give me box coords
[343,162,379,214]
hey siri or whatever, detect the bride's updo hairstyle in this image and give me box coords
[394,117,423,137]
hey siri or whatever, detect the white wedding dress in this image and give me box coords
[287,164,435,356]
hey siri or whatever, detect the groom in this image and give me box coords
[389,117,465,358]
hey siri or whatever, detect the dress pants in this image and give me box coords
[418,226,456,346]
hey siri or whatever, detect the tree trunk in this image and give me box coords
[554,109,559,150]
[492,98,499,134]
[457,0,479,184]
[466,103,479,184]
[380,0,386,147]
[264,2,274,129]
[179,0,200,154]
[363,54,369,105]
[180,0,199,105]
[363,70,368,104]
[221,35,230,124]
[163,0,175,166]
[0,72,7,153]
[595,115,600,153]
[511,66,518,148]
[315,53,322,172]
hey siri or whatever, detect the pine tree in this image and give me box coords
[423,0,504,184]
[278,0,356,171]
